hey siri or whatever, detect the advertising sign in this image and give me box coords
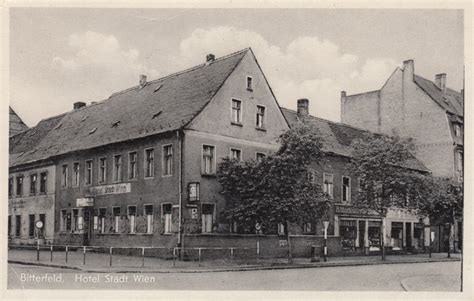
[76,197,94,207]
[89,183,131,196]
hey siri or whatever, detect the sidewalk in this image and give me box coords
[7,248,461,273]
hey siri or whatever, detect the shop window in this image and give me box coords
[29,214,35,237]
[60,210,67,232]
[128,152,137,180]
[145,148,154,178]
[128,206,137,234]
[8,177,13,197]
[144,205,154,234]
[113,155,122,182]
[256,105,265,128]
[30,174,37,195]
[342,176,351,203]
[340,219,356,250]
[230,148,242,161]
[61,165,68,187]
[256,152,266,162]
[85,160,93,185]
[202,145,216,175]
[231,99,242,124]
[113,207,121,233]
[16,175,23,196]
[99,157,107,183]
[323,173,334,198]
[162,145,173,176]
[40,172,47,193]
[15,215,21,237]
[202,204,215,233]
[162,203,172,234]
[73,162,80,187]
[368,221,382,250]
[391,222,403,250]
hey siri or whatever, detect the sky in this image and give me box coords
[9,8,464,126]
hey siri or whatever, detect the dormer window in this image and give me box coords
[246,76,253,91]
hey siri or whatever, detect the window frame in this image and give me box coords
[323,173,334,198]
[162,144,173,177]
[127,205,137,234]
[188,182,200,202]
[29,173,37,195]
[230,147,242,162]
[128,151,138,180]
[112,206,121,233]
[98,157,107,184]
[16,175,24,196]
[201,144,217,175]
[255,152,266,161]
[85,159,93,186]
[341,175,351,203]
[201,203,216,234]
[256,105,266,129]
[61,164,68,188]
[112,154,123,183]
[144,147,155,179]
[143,204,154,234]
[161,203,173,234]
[8,177,13,197]
[231,98,243,125]
[72,162,80,187]
[246,75,253,91]
[39,172,48,194]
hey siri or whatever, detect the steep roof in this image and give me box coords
[9,107,29,136]
[10,48,249,167]
[414,75,463,117]
[281,108,428,172]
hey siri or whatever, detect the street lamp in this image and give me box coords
[323,218,330,262]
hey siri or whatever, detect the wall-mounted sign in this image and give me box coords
[77,197,94,207]
[89,183,131,196]
[191,208,198,219]
[188,183,200,202]
[335,205,379,217]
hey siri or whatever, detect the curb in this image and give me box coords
[8,257,460,274]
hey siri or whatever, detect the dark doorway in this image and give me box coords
[405,222,412,251]
[83,209,91,246]
[358,221,365,250]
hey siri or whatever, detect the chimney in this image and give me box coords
[73,102,86,110]
[403,59,414,81]
[297,98,309,117]
[139,75,147,88]
[206,54,215,64]
[435,73,446,92]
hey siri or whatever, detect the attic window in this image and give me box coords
[89,128,97,135]
[112,121,120,128]
[154,84,163,93]
[152,111,162,119]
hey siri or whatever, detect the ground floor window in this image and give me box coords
[144,205,154,234]
[128,206,137,234]
[113,207,121,233]
[39,214,45,238]
[60,210,67,232]
[29,214,35,237]
[72,209,81,232]
[340,220,356,250]
[201,204,215,233]
[15,215,21,237]
[162,203,172,234]
[98,208,106,234]
[368,221,382,250]
[391,222,403,250]
[414,223,424,249]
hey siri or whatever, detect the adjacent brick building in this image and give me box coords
[341,59,464,252]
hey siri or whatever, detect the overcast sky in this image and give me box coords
[9,8,464,126]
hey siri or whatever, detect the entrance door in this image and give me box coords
[83,209,92,246]
[405,222,412,251]
[358,221,365,249]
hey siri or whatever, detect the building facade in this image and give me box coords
[340,59,463,252]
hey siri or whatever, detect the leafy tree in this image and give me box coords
[217,123,331,262]
[350,134,428,260]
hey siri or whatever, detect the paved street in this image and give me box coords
[8,261,461,291]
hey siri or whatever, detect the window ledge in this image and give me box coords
[231,122,243,127]
[255,127,266,132]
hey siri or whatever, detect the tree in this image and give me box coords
[350,134,428,260]
[217,123,331,262]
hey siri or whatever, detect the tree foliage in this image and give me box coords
[217,123,331,234]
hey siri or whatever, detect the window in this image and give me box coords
[323,173,334,198]
[246,76,253,91]
[60,210,67,232]
[454,124,462,137]
[162,203,172,234]
[202,145,215,175]
[144,205,154,234]
[456,150,463,173]
[61,165,68,187]
[40,172,47,193]
[128,206,137,234]
[8,178,13,197]
[16,175,23,196]
[201,204,215,233]
[230,219,238,233]
[72,209,80,232]
[8,216,11,237]
[30,174,37,195]
[66,212,72,231]
[230,148,242,161]
[29,214,35,237]
[277,223,286,236]
[85,160,93,185]
[73,162,80,187]
[303,222,314,234]
[98,208,106,234]
[39,214,45,238]
[15,215,21,237]
[145,148,154,178]
[113,207,121,233]
[256,152,266,162]
[231,99,242,124]
[128,152,137,179]
[113,155,122,182]
[342,176,351,203]
[256,105,265,129]
[99,158,107,183]
[188,183,200,202]
[163,145,173,176]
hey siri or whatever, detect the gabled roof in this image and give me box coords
[9,107,29,136]
[10,48,249,167]
[281,108,428,172]
[414,75,463,117]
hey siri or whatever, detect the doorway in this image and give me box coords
[405,222,412,251]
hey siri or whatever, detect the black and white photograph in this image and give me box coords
[3,2,470,299]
